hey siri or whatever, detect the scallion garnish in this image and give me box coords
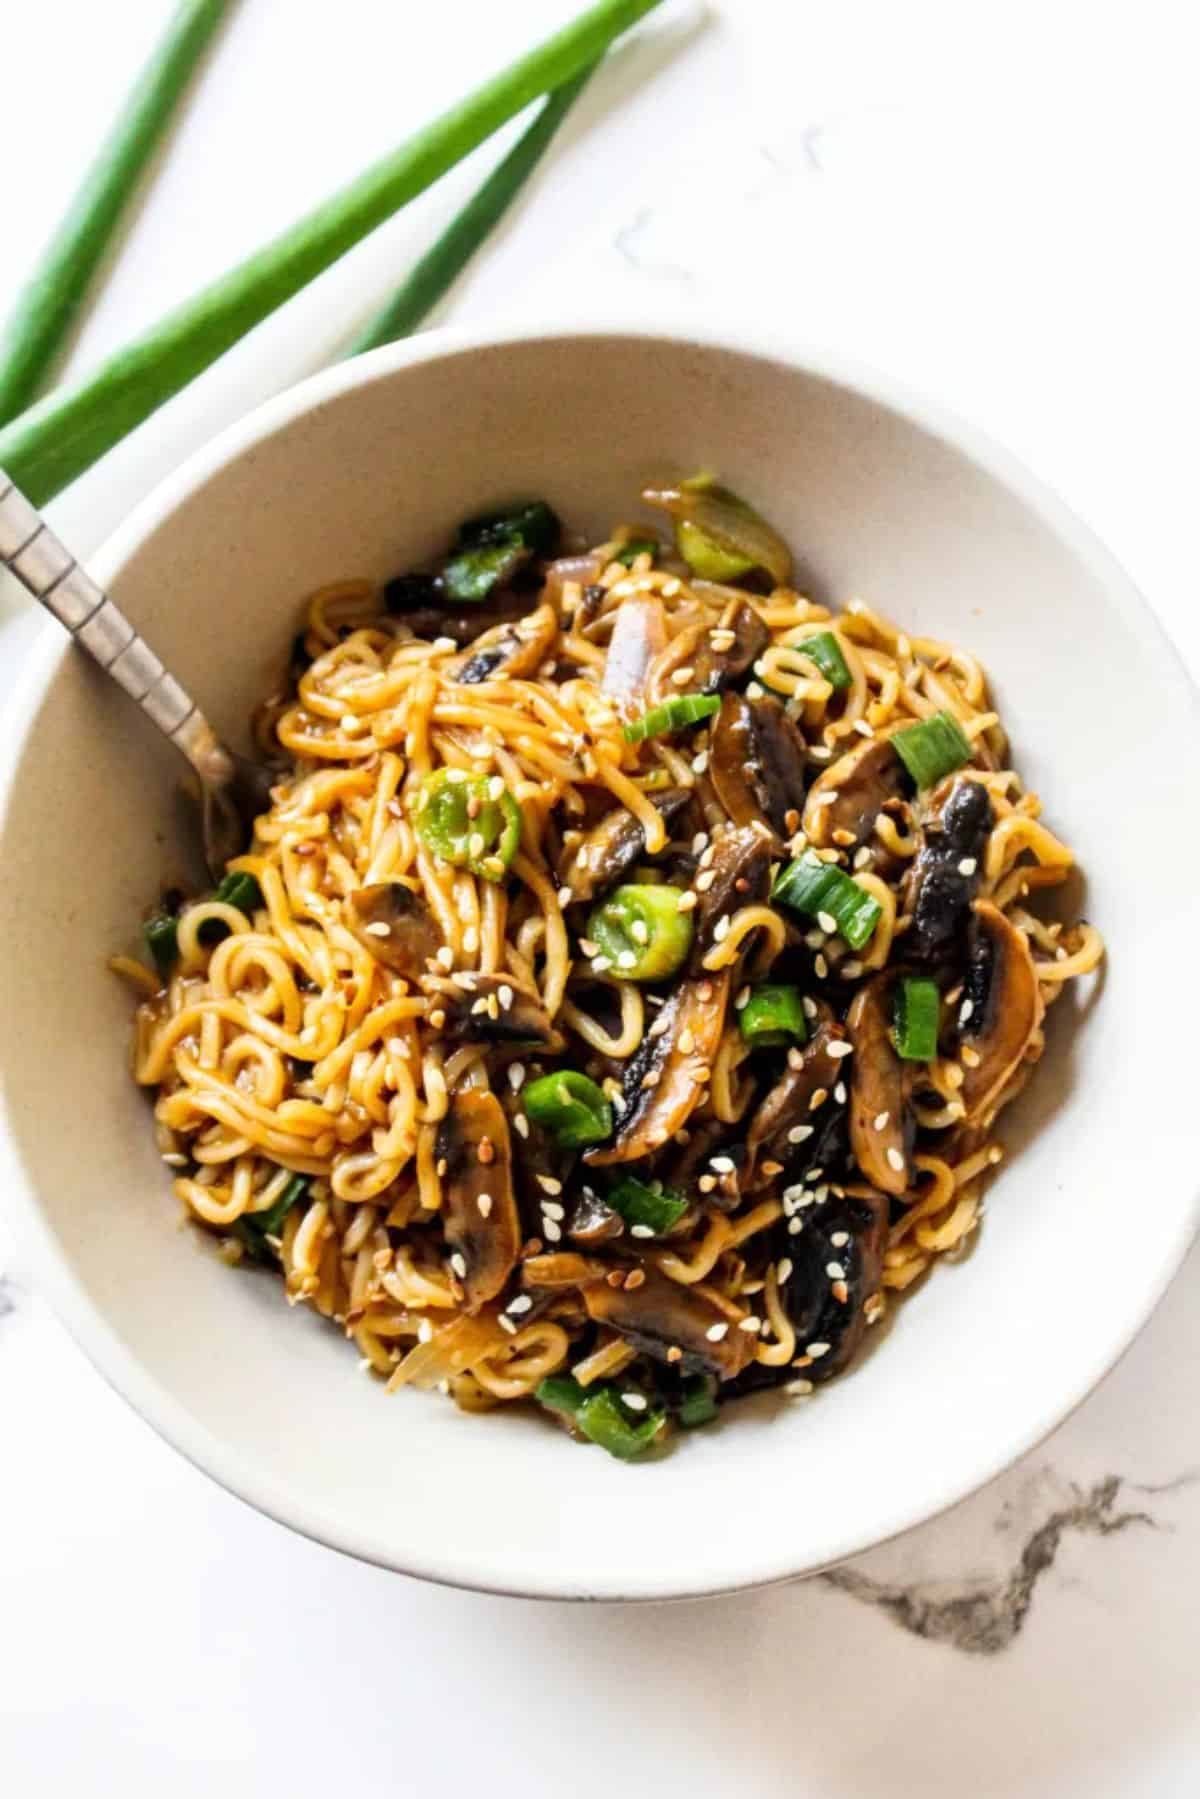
[737,984,809,1048]
[678,1373,719,1428]
[606,1174,687,1236]
[535,1375,666,1459]
[213,870,264,915]
[893,976,940,1062]
[441,499,562,602]
[415,768,521,878]
[143,909,179,979]
[587,884,693,981]
[891,710,972,789]
[772,851,883,951]
[623,692,720,743]
[797,630,852,692]
[235,1173,310,1262]
[615,535,659,567]
[523,1071,613,1148]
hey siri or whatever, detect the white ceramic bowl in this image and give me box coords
[1,321,1197,1600]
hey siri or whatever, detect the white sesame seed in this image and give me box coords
[577,938,598,957]
[339,713,362,734]
[617,950,638,969]
[498,1314,518,1334]
[695,871,716,893]
[787,1124,815,1145]
[536,1175,562,1196]
[671,666,694,687]
[959,998,974,1025]
[737,1316,762,1333]
[541,1202,565,1222]
[814,954,829,979]
[364,920,391,938]
[699,844,717,868]
[886,1146,906,1173]
[873,1110,890,1131]
[418,1318,434,1343]
[514,1114,530,1139]
[475,1192,494,1221]
[488,776,505,801]
[692,751,710,775]
[677,892,698,912]
[714,914,731,942]
[590,954,613,973]
[161,1152,187,1167]
[507,1294,533,1316]
[707,1155,734,1177]
[692,832,709,855]
[498,984,514,1011]
[449,1253,467,1278]
[841,958,863,979]
[786,1378,814,1396]
[852,719,874,738]
[787,1217,804,1235]
[436,945,454,970]
[621,1391,648,1412]
[705,1322,729,1342]
[787,1046,804,1070]
[817,910,838,934]
[830,1231,849,1248]
[558,886,574,909]
[777,1258,794,1283]
[445,768,468,783]
[433,637,458,653]
[834,1081,847,1105]
[802,996,818,1020]
[826,1261,845,1281]
[542,1219,563,1243]
[734,985,751,1011]
[958,857,978,876]
[827,1040,853,1058]
[806,1341,831,1358]
[853,847,872,870]
[630,918,649,944]
[508,1062,526,1092]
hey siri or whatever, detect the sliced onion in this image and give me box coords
[602,593,668,700]
[542,551,604,610]
[642,478,793,587]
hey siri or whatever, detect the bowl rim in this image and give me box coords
[2,311,1198,1601]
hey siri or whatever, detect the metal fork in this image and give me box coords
[0,469,275,877]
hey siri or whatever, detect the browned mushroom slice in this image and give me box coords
[345,882,441,979]
[391,590,536,648]
[958,900,1044,1123]
[779,1185,888,1379]
[436,1090,522,1309]
[447,602,557,684]
[647,598,769,702]
[655,1119,746,1214]
[688,821,774,970]
[582,1267,757,1379]
[847,974,916,1196]
[903,775,993,960]
[558,787,690,905]
[709,693,807,837]
[567,1185,625,1245]
[585,973,731,1165]
[745,1006,851,1189]
[522,1251,608,1289]
[425,972,557,1046]
[802,734,908,851]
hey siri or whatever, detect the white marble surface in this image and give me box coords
[2,2,1198,1792]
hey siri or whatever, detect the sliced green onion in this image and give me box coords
[415,769,521,880]
[235,1174,310,1262]
[893,976,940,1062]
[535,1375,666,1459]
[797,630,852,692]
[457,499,560,554]
[523,1071,613,1148]
[623,692,720,743]
[738,984,809,1048]
[678,1373,719,1428]
[772,851,883,951]
[0,0,233,427]
[342,68,597,356]
[606,1174,687,1236]
[0,0,665,505]
[587,884,693,981]
[441,538,530,603]
[891,711,972,789]
[213,870,264,915]
[143,909,179,979]
[675,518,755,582]
[615,536,658,567]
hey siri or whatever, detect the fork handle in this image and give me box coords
[0,469,229,779]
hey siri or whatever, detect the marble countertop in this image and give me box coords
[2,3,1198,1792]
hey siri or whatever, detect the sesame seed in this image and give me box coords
[577,938,598,957]
[746,681,764,698]
[714,915,731,942]
[476,1192,494,1220]
[418,1318,434,1343]
[814,954,829,979]
[961,1045,981,1068]
[339,713,361,734]
[436,945,454,970]
[449,1253,467,1278]
[699,844,717,868]
[514,1114,530,1138]
[698,1174,717,1193]
[787,1047,804,1070]
[817,910,838,934]
[677,891,698,912]
[434,637,458,654]
[498,1314,518,1334]
[806,1341,831,1358]
[507,1294,533,1316]
[827,1040,853,1059]
[678,1027,696,1055]
[958,856,977,876]
[873,1110,890,1131]
[830,1231,849,1247]
[886,1147,906,1173]
[735,985,751,1010]
[833,1081,847,1105]
[695,871,716,893]
[558,887,574,909]
[787,1124,815,1145]
[617,950,638,969]
[363,920,391,938]
[841,958,863,978]
[630,1223,655,1239]
[508,1062,526,1092]
[853,719,874,738]
[705,1322,729,1342]
[709,1155,735,1174]
[462,926,479,954]
[786,1378,814,1396]
[649,1014,671,1038]
[802,996,818,1020]
[832,1280,849,1304]
[591,955,613,973]
[777,1258,794,1283]
[692,751,710,774]
[536,1174,562,1195]
[671,666,695,687]
[470,997,489,1016]
[737,1316,762,1333]
[477,1137,495,1165]
[959,998,974,1025]
[621,1391,648,1412]
[630,919,649,944]
[498,984,514,1010]
[809,1087,828,1111]
[161,1152,187,1167]
[826,1261,845,1280]
[853,846,872,870]
[542,1219,562,1243]
[692,832,709,854]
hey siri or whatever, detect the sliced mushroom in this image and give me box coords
[688,822,774,971]
[447,602,557,684]
[745,1006,851,1189]
[522,1251,608,1289]
[567,1185,625,1245]
[503,1093,573,1237]
[847,974,916,1196]
[385,587,537,648]
[425,972,557,1046]
[585,973,730,1165]
[958,900,1044,1123]
[582,1267,757,1379]
[802,735,908,851]
[647,598,769,702]
[558,787,690,905]
[602,593,668,699]
[655,1119,747,1215]
[436,1090,521,1309]
[904,775,993,960]
[345,882,441,979]
[777,1185,888,1380]
[710,692,808,837]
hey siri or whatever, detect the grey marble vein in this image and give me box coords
[0,1272,22,1320]
[612,208,697,283]
[818,1475,1165,1653]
